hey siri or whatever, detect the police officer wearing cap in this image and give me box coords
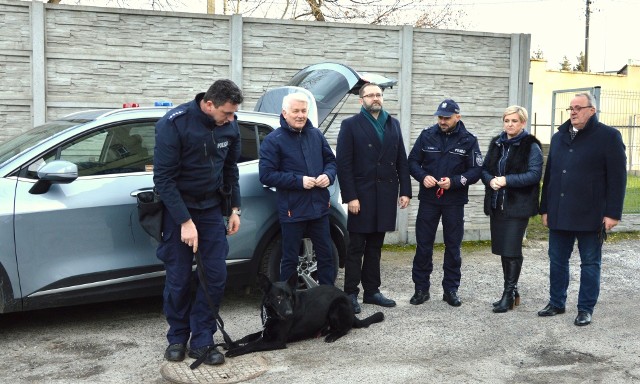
[154,79,243,365]
[408,99,483,307]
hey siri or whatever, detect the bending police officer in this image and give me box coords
[154,79,243,365]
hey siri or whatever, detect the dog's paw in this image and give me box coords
[324,331,347,343]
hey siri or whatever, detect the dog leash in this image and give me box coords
[190,250,237,370]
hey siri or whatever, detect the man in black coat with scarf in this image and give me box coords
[538,92,626,326]
[337,83,412,313]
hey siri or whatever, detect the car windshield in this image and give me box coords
[0,120,81,166]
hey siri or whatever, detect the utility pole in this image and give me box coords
[584,0,591,72]
[207,0,215,14]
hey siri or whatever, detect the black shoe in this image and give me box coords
[188,346,225,365]
[349,294,361,314]
[537,303,566,317]
[574,311,592,326]
[410,290,430,305]
[164,343,186,362]
[442,291,461,307]
[363,292,396,307]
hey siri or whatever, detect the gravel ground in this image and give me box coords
[1,238,639,383]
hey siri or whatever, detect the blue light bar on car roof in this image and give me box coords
[154,101,173,107]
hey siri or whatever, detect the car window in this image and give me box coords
[238,122,272,163]
[23,121,156,179]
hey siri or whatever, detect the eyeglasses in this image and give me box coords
[362,93,383,99]
[566,105,593,113]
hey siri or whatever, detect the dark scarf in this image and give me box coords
[361,106,389,143]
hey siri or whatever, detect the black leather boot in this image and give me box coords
[493,257,522,313]
[493,257,521,307]
[492,256,507,307]
[513,257,523,306]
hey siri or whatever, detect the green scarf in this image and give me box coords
[361,106,389,143]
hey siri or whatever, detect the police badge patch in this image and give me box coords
[475,152,484,167]
[460,175,467,186]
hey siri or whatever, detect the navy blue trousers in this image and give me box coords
[547,229,602,314]
[157,206,228,349]
[412,202,464,292]
[280,216,335,285]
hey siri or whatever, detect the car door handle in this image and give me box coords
[130,188,155,198]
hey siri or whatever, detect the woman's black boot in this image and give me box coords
[493,257,521,313]
[492,256,508,307]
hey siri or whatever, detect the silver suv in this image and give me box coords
[0,63,396,313]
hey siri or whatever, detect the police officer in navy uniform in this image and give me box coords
[154,79,244,365]
[408,99,482,307]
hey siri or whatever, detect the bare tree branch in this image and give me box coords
[55,0,466,30]
[304,0,326,21]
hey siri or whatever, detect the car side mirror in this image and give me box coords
[29,160,79,194]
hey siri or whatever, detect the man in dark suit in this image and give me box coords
[538,92,627,326]
[337,83,412,313]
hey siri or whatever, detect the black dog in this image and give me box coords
[225,273,384,357]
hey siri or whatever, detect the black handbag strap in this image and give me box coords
[189,250,237,370]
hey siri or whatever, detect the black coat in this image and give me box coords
[336,112,412,233]
[540,114,627,231]
[481,133,543,218]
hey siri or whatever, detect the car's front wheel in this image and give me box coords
[261,236,339,290]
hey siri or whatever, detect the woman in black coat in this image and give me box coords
[481,106,543,313]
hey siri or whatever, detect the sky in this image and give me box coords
[43,0,640,73]
[463,0,640,73]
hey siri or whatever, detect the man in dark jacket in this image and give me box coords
[337,83,412,313]
[538,92,626,326]
[259,92,337,285]
[408,99,482,307]
[154,79,243,365]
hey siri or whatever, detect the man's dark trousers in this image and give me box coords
[158,206,228,350]
[280,216,335,285]
[344,231,385,296]
[548,229,602,314]
[412,201,464,292]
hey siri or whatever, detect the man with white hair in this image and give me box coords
[259,93,337,285]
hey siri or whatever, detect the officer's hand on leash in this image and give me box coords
[181,219,199,253]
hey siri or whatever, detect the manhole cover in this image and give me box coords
[160,355,269,384]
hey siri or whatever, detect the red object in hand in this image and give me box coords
[436,188,444,198]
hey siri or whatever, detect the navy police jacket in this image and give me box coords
[259,115,337,223]
[408,121,482,205]
[153,92,241,225]
[540,114,626,231]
